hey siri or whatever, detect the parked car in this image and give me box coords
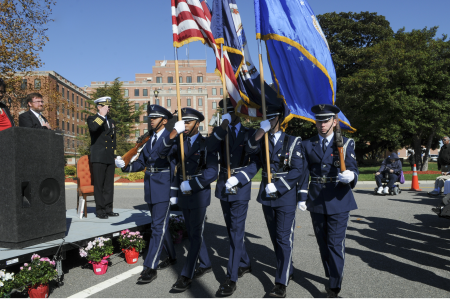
[429,154,438,162]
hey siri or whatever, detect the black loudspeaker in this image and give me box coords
[0,127,66,249]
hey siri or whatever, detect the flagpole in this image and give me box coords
[174,47,187,182]
[259,41,272,185]
[220,44,232,180]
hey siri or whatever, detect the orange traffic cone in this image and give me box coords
[410,164,422,191]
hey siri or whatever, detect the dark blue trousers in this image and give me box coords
[375,173,398,188]
[220,200,251,282]
[310,212,350,290]
[181,207,211,279]
[261,204,296,286]
[143,202,176,269]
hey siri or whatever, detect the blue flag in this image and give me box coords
[254,0,355,131]
[211,0,289,120]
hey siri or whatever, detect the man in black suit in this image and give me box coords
[19,93,51,129]
[87,96,125,219]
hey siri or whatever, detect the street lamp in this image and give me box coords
[154,89,159,105]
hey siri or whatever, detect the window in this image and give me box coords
[34,79,41,90]
[135,103,139,110]
[220,88,224,95]
[143,116,148,122]
[21,79,27,90]
[77,96,79,106]
[143,103,148,111]
[67,91,69,100]
[72,140,74,148]
[21,98,27,108]
[81,112,83,119]
[56,119,59,127]
[134,89,139,96]
[199,125,204,131]
[212,102,217,109]
[81,99,83,107]
[67,108,69,117]
[186,76,192,83]
[77,126,79,134]
[62,105,65,114]
[77,112,79,120]
[67,122,69,132]
[198,98,203,106]
[167,99,171,107]
[198,88,202,93]
[62,87,65,97]
[143,129,148,134]
[167,76,173,83]
[179,76,183,83]
[72,109,74,118]
[155,98,160,105]
[72,124,74,133]
[212,88,217,95]
[197,76,203,83]
[135,130,140,137]
[156,77,163,83]
[143,89,148,96]
[67,139,70,148]
[187,98,191,106]
[188,88,191,93]
[72,94,74,103]
[62,122,64,131]
[124,89,129,97]
[135,116,139,122]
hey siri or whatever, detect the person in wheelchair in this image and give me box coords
[432,193,450,219]
[375,153,402,195]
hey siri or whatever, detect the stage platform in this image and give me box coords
[0,208,181,269]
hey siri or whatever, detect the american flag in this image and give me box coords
[171,0,255,117]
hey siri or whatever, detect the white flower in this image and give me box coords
[0,281,3,287]
[4,273,13,281]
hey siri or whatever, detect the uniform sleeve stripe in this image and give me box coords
[170,187,179,190]
[214,132,222,141]
[298,190,308,193]
[241,171,250,182]
[163,138,171,148]
[248,139,257,149]
[281,177,291,190]
[195,177,204,189]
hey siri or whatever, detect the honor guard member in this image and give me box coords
[298,104,358,298]
[157,108,218,292]
[121,105,177,284]
[206,99,259,296]
[246,104,304,298]
[87,97,124,219]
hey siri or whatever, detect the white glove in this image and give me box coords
[115,156,125,168]
[338,170,355,184]
[180,181,192,192]
[221,113,231,124]
[298,201,307,211]
[170,197,178,205]
[265,183,277,194]
[174,120,186,134]
[225,176,239,189]
[260,119,271,132]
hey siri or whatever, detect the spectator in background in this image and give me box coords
[428,137,450,196]
[375,153,402,194]
[0,78,15,131]
[19,93,51,129]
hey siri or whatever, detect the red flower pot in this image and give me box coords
[28,284,49,298]
[89,259,109,275]
[122,247,139,264]
[173,230,183,244]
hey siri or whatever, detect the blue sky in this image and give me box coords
[38,0,450,88]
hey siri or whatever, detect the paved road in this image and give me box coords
[48,182,450,298]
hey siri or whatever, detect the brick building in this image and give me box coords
[13,71,90,155]
[88,59,223,140]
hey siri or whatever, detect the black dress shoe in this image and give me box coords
[96,214,108,219]
[269,283,286,298]
[325,287,340,298]
[137,268,157,284]
[217,278,236,297]
[157,257,177,270]
[172,276,192,292]
[238,265,252,278]
[106,212,119,217]
[194,266,212,279]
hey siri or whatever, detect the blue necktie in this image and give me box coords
[322,138,327,153]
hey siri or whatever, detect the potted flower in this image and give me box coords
[117,230,146,264]
[14,254,57,298]
[79,237,114,275]
[168,215,187,244]
[0,269,16,298]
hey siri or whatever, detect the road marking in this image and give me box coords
[68,266,142,298]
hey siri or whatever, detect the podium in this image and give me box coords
[0,127,66,248]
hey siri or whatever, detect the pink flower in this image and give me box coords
[28,267,31,271]
[31,254,40,260]
[20,267,23,270]
[50,261,56,266]
[136,231,140,235]
[79,249,87,258]
[24,263,28,266]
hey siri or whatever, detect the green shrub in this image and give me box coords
[64,166,76,176]
[124,172,145,181]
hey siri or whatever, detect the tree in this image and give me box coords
[339,27,450,170]
[77,79,144,156]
